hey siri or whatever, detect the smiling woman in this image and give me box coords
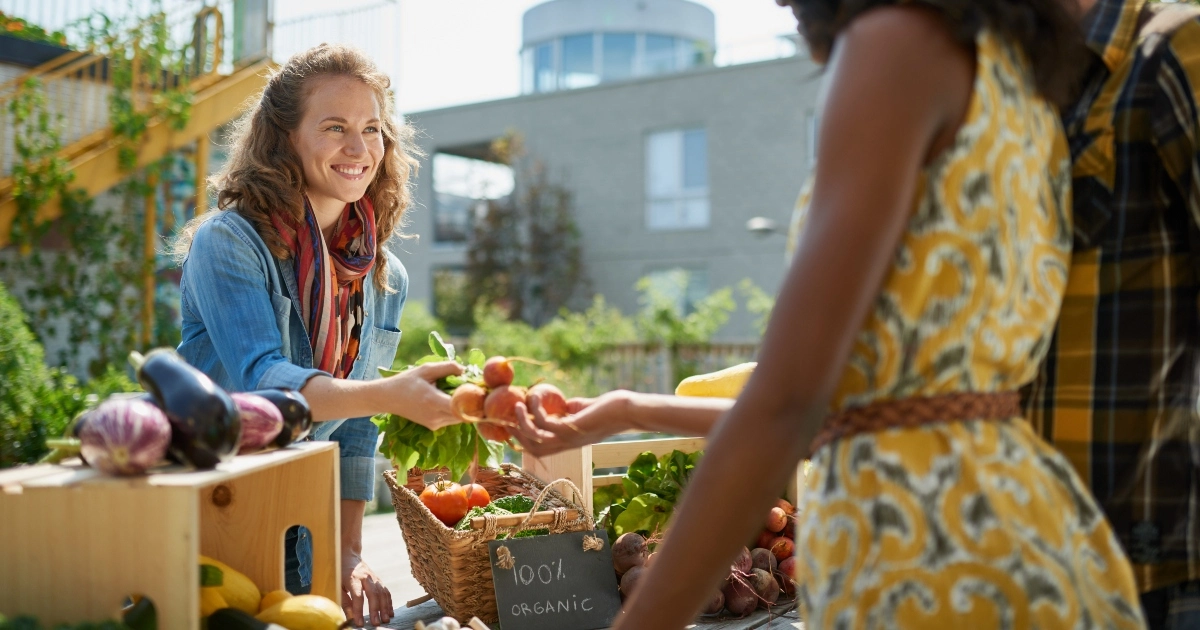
[171,44,466,627]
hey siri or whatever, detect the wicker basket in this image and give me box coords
[385,464,595,623]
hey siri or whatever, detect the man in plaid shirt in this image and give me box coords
[1025,0,1200,626]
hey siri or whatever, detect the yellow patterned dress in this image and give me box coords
[789,30,1146,628]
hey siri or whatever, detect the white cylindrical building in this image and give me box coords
[520,0,717,94]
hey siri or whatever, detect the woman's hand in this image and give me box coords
[380,361,464,430]
[511,390,635,457]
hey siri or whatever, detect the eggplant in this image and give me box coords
[231,393,284,452]
[135,348,241,469]
[246,389,313,447]
[77,397,172,475]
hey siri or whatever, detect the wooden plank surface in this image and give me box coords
[382,599,801,629]
[591,437,708,469]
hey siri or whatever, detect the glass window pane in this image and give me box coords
[535,42,555,92]
[561,34,598,88]
[602,33,636,81]
[682,197,710,229]
[646,130,682,198]
[644,35,676,75]
[682,129,707,190]
[521,48,534,94]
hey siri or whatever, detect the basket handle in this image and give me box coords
[473,478,593,535]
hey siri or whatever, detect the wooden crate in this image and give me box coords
[0,441,341,629]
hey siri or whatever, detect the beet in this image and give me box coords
[777,556,798,596]
[528,383,569,416]
[731,546,752,575]
[643,551,658,569]
[750,568,780,607]
[619,566,644,598]
[776,498,796,515]
[613,533,647,575]
[751,547,777,573]
[232,393,284,453]
[702,590,725,615]
[765,507,787,533]
[78,397,171,475]
[722,575,757,616]
[483,385,527,425]
[756,529,776,550]
[483,356,514,388]
[451,384,487,422]
[769,537,795,562]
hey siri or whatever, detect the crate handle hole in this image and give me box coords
[121,593,157,630]
[282,524,313,595]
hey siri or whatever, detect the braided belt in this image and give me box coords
[809,391,1021,453]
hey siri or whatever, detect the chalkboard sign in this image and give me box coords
[488,530,621,630]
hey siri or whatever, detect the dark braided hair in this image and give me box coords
[787,0,1085,106]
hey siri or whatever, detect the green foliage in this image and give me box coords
[394,301,446,367]
[636,270,736,346]
[1,2,199,376]
[540,295,637,369]
[465,132,588,328]
[0,12,69,47]
[0,281,139,468]
[373,333,502,480]
[739,278,776,337]
[597,449,704,544]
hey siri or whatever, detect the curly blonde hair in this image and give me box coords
[175,43,419,291]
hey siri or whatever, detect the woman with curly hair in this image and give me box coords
[513,1,1146,627]
[174,44,462,627]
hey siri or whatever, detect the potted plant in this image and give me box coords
[0,12,71,67]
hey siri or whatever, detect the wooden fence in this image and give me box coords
[586,342,759,395]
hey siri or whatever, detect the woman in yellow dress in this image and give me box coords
[513,0,1145,627]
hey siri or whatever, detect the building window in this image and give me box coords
[644,34,677,75]
[561,33,598,89]
[534,42,555,93]
[645,127,709,230]
[642,268,710,315]
[601,33,636,82]
[432,152,514,244]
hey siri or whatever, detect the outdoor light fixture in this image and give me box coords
[746,216,779,236]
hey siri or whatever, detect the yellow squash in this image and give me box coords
[199,587,227,617]
[199,555,262,616]
[256,594,347,630]
[258,589,292,613]
[675,362,756,398]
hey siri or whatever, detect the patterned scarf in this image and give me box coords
[271,196,376,378]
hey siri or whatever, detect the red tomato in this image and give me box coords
[463,483,490,509]
[419,480,469,527]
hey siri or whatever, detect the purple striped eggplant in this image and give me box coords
[78,397,172,475]
[246,389,313,447]
[232,392,284,453]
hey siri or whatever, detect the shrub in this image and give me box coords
[0,281,138,468]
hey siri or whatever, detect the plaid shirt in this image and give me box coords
[1024,0,1200,594]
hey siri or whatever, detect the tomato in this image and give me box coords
[463,483,490,509]
[419,480,469,527]
[477,422,512,443]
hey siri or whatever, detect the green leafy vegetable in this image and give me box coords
[598,449,703,544]
[492,494,535,513]
[373,333,501,480]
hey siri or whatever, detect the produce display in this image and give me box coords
[199,555,345,630]
[598,448,800,618]
[47,348,314,475]
[374,332,568,480]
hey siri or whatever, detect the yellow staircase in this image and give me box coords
[0,4,274,247]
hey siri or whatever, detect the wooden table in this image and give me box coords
[384,599,803,629]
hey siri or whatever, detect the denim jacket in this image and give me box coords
[178,210,407,502]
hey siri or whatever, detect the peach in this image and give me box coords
[483,356,514,388]
[483,385,527,425]
[450,384,486,422]
[528,382,569,416]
